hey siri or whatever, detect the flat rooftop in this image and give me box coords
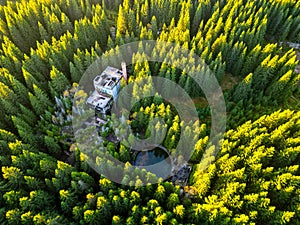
[86,90,112,109]
[94,66,123,90]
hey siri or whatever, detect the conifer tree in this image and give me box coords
[49,66,70,97]
[0,36,23,80]
[140,0,149,25]
[11,116,37,146]
[117,5,127,35]
[232,73,253,102]
[18,104,37,127]
[29,84,52,115]
[44,135,61,157]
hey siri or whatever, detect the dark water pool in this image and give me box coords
[133,147,172,179]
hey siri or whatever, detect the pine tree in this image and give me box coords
[61,12,73,33]
[44,135,61,157]
[127,9,136,34]
[92,5,109,49]
[11,116,37,146]
[112,215,124,225]
[232,73,253,102]
[59,189,78,214]
[4,8,30,53]
[184,76,193,96]
[140,0,149,25]
[107,35,115,49]
[167,193,179,210]
[149,17,157,40]
[5,209,22,224]
[177,1,190,32]
[49,12,64,39]
[69,62,82,83]
[115,30,125,45]
[119,144,130,162]
[1,36,23,80]
[191,3,203,36]
[4,72,30,107]
[29,84,52,115]
[117,5,127,35]
[22,67,41,92]
[38,21,51,42]
[49,66,70,97]
[154,184,166,200]
[0,129,17,143]
[65,0,83,21]
[18,104,37,127]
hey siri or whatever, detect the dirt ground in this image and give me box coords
[221,73,241,90]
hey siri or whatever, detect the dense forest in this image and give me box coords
[0,0,299,224]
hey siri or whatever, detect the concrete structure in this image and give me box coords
[86,90,113,114]
[86,66,124,115]
[93,66,123,100]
